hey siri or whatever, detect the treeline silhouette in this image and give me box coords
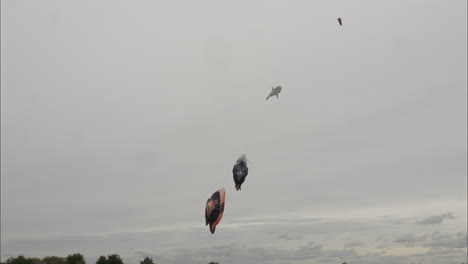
[6,256,463,264]
[1,254,220,264]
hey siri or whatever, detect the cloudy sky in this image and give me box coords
[1,0,467,263]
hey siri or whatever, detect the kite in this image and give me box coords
[205,188,226,234]
[233,154,249,191]
[266,86,282,101]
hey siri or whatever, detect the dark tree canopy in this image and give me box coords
[95,256,107,264]
[139,257,154,264]
[30,258,42,264]
[95,255,123,264]
[6,255,33,264]
[42,257,65,264]
[106,255,123,264]
[66,254,84,264]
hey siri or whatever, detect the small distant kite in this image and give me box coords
[266,86,282,101]
[233,154,249,191]
[338,18,342,26]
[205,188,226,234]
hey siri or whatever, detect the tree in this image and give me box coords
[95,256,106,264]
[106,255,123,264]
[42,257,65,264]
[6,255,33,264]
[31,258,42,264]
[139,258,154,264]
[66,254,84,264]
[95,255,122,264]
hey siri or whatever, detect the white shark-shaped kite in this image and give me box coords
[266,86,282,101]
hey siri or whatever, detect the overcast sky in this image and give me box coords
[1,0,467,264]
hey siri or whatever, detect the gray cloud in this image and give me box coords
[415,213,456,224]
[375,234,385,241]
[343,240,364,249]
[393,231,468,250]
[423,231,468,250]
[376,243,391,250]
[161,242,360,264]
[141,239,466,264]
[277,233,304,241]
[408,248,468,264]
[374,234,392,250]
[393,233,430,246]
[3,224,468,264]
